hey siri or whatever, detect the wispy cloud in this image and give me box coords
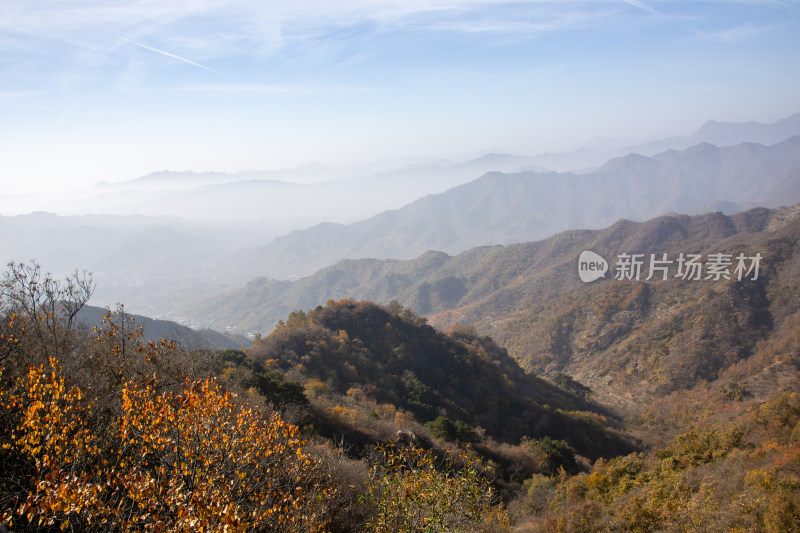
[0,1,791,48]
[691,22,779,43]
[1,0,795,94]
[115,36,221,74]
[117,82,376,95]
[0,1,635,57]
[620,0,660,16]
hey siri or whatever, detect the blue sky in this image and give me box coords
[1,0,798,195]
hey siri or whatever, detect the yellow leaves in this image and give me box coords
[3,359,335,532]
[10,358,95,481]
[304,378,330,398]
[367,444,510,532]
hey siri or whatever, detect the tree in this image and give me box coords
[552,373,591,399]
[0,262,341,531]
[0,262,94,371]
[1,359,336,532]
[365,444,509,533]
[526,436,579,475]
[426,416,481,444]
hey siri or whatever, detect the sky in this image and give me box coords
[1,0,799,196]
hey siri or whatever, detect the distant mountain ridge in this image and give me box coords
[615,112,800,157]
[179,203,797,334]
[238,137,800,279]
[24,152,554,228]
[75,304,243,350]
[691,112,800,147]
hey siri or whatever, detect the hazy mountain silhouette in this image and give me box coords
[617,112,800,156]
[75,304,243,350]
[238,137,800,279]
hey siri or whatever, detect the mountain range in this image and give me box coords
[2,113,799,323]
[623,111,800,156]
[234,136,800,279]
[177,203,800,436]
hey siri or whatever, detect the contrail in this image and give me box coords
[116,36,220,74]
[621,0,660,16]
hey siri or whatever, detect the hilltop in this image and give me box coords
[245,299,633,457]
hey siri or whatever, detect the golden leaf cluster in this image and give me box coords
[1,355,335,532]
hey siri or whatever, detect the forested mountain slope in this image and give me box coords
[182,204,800,435]
[246,299,634,458]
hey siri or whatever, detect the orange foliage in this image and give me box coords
[2,359,335,532]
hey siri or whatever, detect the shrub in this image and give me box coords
[426,416,481,444]
[365,444,510,532]
[1,359,336,532]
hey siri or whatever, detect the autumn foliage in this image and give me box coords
[1,264,514,533]
[0,264,338,531]
[513,393,800,532]
[1,356,335,532]
[10,256,800,532]
[365,444,510,533]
